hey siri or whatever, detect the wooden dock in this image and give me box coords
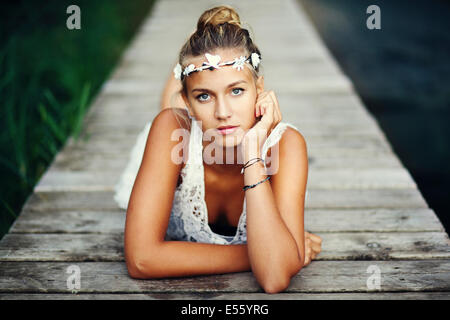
[1,0,449,299]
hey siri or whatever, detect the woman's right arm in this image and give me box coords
[124,108,251,279]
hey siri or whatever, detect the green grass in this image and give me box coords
[0,0,156,239]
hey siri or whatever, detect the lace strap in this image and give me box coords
[189,118,204,166]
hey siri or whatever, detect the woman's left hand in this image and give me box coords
[241,90,282,160]
[304,231,322,267]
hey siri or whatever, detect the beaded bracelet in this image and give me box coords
[243,176,271,191]
[240,157,264,174]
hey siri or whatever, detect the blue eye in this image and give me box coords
[196,93,210,102]
[232,88,244,96]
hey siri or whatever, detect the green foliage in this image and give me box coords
[0,0,156,239]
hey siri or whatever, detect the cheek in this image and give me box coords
[241,92,257,112]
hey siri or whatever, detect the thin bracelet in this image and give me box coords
[240,157,264,174]
[243,176,271,191]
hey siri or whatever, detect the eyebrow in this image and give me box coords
[191,80,248,93]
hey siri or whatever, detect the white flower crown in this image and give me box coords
[173,52,261,80]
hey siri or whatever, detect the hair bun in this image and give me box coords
[197,5,242,30]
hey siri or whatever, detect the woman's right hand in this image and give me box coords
[303,231,322,266]
[240,90,282,162]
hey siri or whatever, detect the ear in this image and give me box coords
[255,75,264,94]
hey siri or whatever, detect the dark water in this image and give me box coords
[298,0,450,232]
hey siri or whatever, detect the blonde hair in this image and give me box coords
[173,5,262,127]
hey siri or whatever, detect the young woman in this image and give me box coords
[114,5,322,294]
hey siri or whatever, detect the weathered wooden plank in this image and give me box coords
[1,291,450,300]
[1,232,448,262]
[50,143,403,172]
[59,134,393,155]
[50,151,404,171]
[8,208,443,235]
[0,260,449,293]
[9,209,126,234]
[304,208,444,233]
[307,168,417,189]
[265,62,343,79]
[306,189,428,209]
[66,133,397,159]
[33,167,417,192]
[22,191,119,212]
[265,77,353,94]
[307,154,403,169]
[34,171,119,192]
[319,232,450,260]
[101,79,165,95]
[51,153,130,171]
[87,93,160,112]
[307,147,396,159]
[83,135,393,155]
[21,189,428,212]
[0,234,124,262]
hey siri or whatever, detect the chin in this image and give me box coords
[212,135,240,148]
[205,126,248,150]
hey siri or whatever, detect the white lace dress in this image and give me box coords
[114,113,302,245]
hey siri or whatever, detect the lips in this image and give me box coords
[217,125,238,135]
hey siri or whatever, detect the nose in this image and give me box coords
[214,95,232,119]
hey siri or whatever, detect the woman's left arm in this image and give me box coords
[244,128,308,294]
[159,63,187,110]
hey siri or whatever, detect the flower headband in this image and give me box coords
[173,52,261,80]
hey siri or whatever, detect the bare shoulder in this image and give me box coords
[279,126,307,156]
[144,108,192,166]
[270,126,308,183]
[152,107,191,132]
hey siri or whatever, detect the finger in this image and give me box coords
[311,243,321,254]
[304,255,311,266]
[255,95,269,117]
[309,233,322,244]
[268,90,279,108]
[256,91,269,103]
[255,100,265,117]
[268,91,280,114]
[268,91,281,122]
[310,239,321,251]
[260,102,274,124]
